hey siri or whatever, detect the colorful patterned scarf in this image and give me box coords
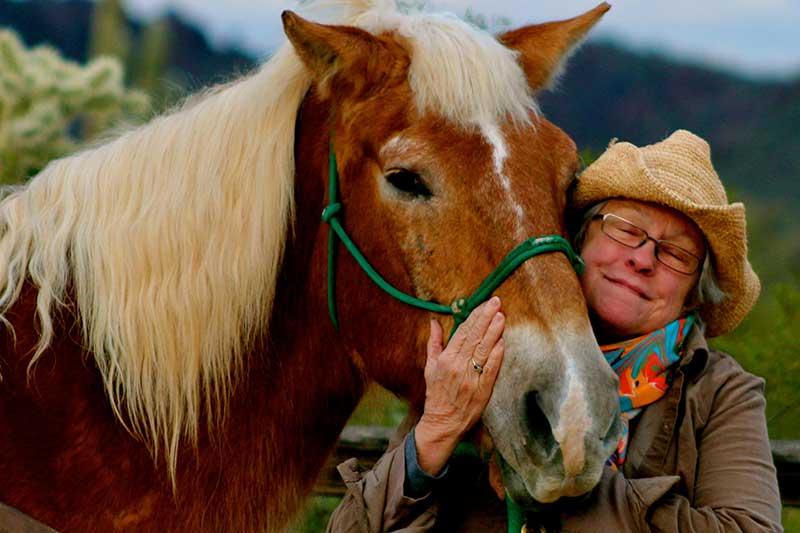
[601,315,695,470]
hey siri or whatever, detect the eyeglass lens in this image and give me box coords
[600,214,699,274]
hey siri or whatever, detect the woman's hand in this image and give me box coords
[414,296,506,476]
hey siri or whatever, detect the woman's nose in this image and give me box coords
[626,239,657,272]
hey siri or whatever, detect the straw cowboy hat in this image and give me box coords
[571,129,760,337]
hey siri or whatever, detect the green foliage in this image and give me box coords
[0,29,149,184]
[130,17,172,96]
[578,147,599,169]
[713,282,800,439]
[738,197,800,286]
[90,0,174,103]
[347,384,408,427]
[785,506,800,531]
[89,0,131,63]
[91,3,187,114]
[711,197,800,440]
[290,387,407,532]
[288,496,341,533]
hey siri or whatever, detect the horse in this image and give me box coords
[0,1,619,530]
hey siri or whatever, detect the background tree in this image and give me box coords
[0,29,148,184]
[130,17,172,97]
[89,0,131,64]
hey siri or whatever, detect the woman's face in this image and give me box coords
[579,199,706,342]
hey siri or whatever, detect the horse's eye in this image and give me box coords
[385,169,432,199]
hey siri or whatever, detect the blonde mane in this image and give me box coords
[0,0,536,480]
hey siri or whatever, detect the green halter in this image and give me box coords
[321,144,584,336]
[322,144,581,532]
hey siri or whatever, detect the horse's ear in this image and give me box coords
[282,10,396,95]
[499,2,610,92]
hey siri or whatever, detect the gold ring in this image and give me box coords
[470,358,484,375]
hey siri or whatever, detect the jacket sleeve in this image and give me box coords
[563,362,783,532]
[326,432,439,533]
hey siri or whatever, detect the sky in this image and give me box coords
[123,0,800,80]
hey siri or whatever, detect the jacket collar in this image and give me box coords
[622,326,708,478]
[677,324,709,379]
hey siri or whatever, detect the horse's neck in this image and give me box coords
[203,92,368,529]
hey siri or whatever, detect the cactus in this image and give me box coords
[0,29,149,184]
[130,16,173,97]
[89,0,132,64]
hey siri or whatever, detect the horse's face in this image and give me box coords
[285,4,619,506]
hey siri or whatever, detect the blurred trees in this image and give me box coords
[89,0,131,63]
[90,0,173,98]
[0,0,178,184]
[711,199,800,440]
[130,17,172,96]
[0,29,148,184]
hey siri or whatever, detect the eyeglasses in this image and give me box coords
[592,213,703,275]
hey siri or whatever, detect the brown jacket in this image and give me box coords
[327,331,783,532]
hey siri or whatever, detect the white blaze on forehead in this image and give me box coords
[552,357,590,478]
[479,122,508,179]
[479,121,526,241]
[381,135,403,154]
[380,133,422,160]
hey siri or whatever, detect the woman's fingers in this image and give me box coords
[479,338,504,390]
[417,297,507,469]
[427,318,444,360]
[447,296,502,355]
[465,296,502,350]
[474,311,505,367]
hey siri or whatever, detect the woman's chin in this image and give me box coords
[590,310,645,342]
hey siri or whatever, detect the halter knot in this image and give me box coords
[450,297,470,323]
[321,202,342,222]
[323,144,584,343]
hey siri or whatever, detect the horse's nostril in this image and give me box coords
[525,391,557,455]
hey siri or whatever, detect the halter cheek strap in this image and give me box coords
[323,144,584,532]
[322,143,584,337]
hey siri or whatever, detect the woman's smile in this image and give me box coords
[603,275,650,300]
[579,199,705,340]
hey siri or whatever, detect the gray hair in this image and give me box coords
[571,200,727,318]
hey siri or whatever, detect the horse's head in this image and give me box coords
[285,3,619,505]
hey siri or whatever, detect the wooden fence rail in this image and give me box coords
[316,426,800,506]
[0,430,796,533]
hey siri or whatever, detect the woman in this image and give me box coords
[327,130,783,532]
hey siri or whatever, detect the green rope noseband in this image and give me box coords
[322,144,584,337]
[323,144,580,532]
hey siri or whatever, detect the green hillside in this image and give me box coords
[539,41,800,201]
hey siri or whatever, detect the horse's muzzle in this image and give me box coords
[482,322,620,506]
